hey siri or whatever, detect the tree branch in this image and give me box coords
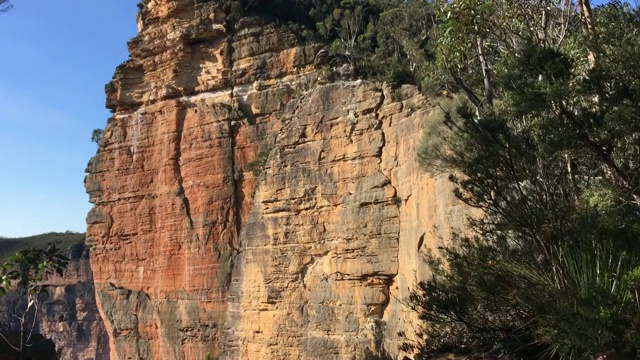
[476,35,493,107]
[0,331,19,351]
[555,104,640,208]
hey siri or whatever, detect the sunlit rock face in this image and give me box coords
[222,81,468,360]
[85,1,467,359]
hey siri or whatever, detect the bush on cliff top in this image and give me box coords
[219,0,427,85]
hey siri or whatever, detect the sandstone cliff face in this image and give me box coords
[85,1,466,359]
[0,243,110,360]
[223,82,467,360]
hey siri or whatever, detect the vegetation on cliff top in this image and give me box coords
[0,232,85,262]
[220,0,428,84]
[408,1,640,359]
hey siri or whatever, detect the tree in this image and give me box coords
[91,128,104,146]
[0,245,69,359]
[405,1,640,359]
[219,0,418,83]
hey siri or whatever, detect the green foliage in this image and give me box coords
[410,1,640,359]
[246,149,270,177]
[0,244,69,357]
[0,245,70,297]
[0,232,85,262]
[0,233,83,358]
[91,128,104,146]
[216,0,425,84]
[204,352,219,360]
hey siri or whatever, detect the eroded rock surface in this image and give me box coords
[85,1,467,359]
[223,82,466,360]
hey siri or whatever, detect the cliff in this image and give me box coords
[84,0,466,358]
[0,242,110,360]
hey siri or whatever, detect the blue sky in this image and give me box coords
[0,1,138,237]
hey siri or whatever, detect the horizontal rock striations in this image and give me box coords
[85,0,467,359]
[223,82,467,360]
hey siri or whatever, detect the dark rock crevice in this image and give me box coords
[173,105,196,233]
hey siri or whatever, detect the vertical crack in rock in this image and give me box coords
[374,87,388,155]
[299,258,313,290]
[105,206,114,243]
[225,13,240,293]
[228,121,242,254]
[174,105,196,232]
[374,87,400,323]
[220,81,454,359]
[228,101,241,256]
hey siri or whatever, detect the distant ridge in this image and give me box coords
[0,231,85,261]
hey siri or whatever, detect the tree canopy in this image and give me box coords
[407,1,640,359]
[218,0,423,83]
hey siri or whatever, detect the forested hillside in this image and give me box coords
[0,232,85,260]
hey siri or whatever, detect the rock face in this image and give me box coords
[223,82,467,360]
[85,1,467,359]
[0,243,110,360]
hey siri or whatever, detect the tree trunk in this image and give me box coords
[476,35,493,107]
[577,0,597,66]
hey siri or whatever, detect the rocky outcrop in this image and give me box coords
[85,0,467,359]
[223,82,467,360]
[0,243,110,360]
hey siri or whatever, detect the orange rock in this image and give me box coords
[86,1,468,359]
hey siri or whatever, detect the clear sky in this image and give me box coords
[0,0,138,237]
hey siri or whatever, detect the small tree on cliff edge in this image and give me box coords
[91,128,104,147]
[0,245,69,359]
